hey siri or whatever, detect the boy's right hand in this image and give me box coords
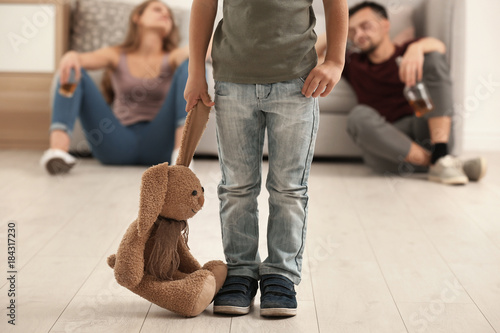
[59,51,82,85]
[184,76,215,112]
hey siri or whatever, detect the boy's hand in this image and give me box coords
[184,76,215,112]
[302,60,344,98]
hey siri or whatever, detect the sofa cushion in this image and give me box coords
[71,0,135,52]
[318,78,358,114]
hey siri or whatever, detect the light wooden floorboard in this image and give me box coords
[140,303,232,333]
[1,150,499,333]
[312,260,408,333]
[447,263,500,331]
[398,302,496,333]
[50,296,152,333]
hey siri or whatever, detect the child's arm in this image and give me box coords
[184,0,218,112]
[315,33,328,64]
[302,0,348,98]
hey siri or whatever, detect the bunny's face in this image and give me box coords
[160,165,205,221]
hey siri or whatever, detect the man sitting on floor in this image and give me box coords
[317,1,486,185]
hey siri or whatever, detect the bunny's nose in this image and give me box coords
[198,195,204,206]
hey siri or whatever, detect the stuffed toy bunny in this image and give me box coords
[107,102,227,317]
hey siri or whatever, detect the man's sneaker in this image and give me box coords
[428,155,468,185]
[213,276,258,315]
[260,274,297,317]
[40,149,76,175]
[462,157,487,181]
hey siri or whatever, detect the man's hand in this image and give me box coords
[399,42,425,87]
[301,60,344,98]
[184,75,215,112]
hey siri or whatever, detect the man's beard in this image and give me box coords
[359,39,381,55]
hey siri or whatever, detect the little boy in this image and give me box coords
[185,0,348,317]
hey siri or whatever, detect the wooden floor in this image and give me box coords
[1,150,499,333]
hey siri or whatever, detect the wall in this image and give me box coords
[462,0,500,151]
[160,0,192,9]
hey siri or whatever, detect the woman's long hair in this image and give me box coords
[101,0,180,104]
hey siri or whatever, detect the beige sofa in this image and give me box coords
[60,0,465,158]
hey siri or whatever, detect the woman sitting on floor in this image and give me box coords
[41,0,192,175]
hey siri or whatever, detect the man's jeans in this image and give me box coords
[214,77,319,285]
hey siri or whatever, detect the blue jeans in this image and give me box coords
[50,60,189,165]
[214,77,319,285]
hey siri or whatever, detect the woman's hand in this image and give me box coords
[59,51,82,85]
[302,60,344,98]
[184,75,215,112]
[399,42,424,87]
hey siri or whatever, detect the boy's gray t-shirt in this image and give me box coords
[212,0,318,84]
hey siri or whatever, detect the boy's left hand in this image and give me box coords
[301,60,344,98]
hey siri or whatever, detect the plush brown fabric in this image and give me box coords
[176,101,211,167]
[107,102,226,317]
[145,217,186,281]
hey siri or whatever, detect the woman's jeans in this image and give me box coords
[50,60,189,165]
[214,77,319,285]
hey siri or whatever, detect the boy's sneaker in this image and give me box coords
[462,157,487,181]
[40,149,76,175]
[428,155,468,185]
[213,276,258,315]
[260,274,297,317]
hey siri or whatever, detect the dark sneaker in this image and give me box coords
[213,275,258,315]
[260,274,297,317]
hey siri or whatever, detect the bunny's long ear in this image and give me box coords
[137,162,169,237]
[176,101,211,167]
